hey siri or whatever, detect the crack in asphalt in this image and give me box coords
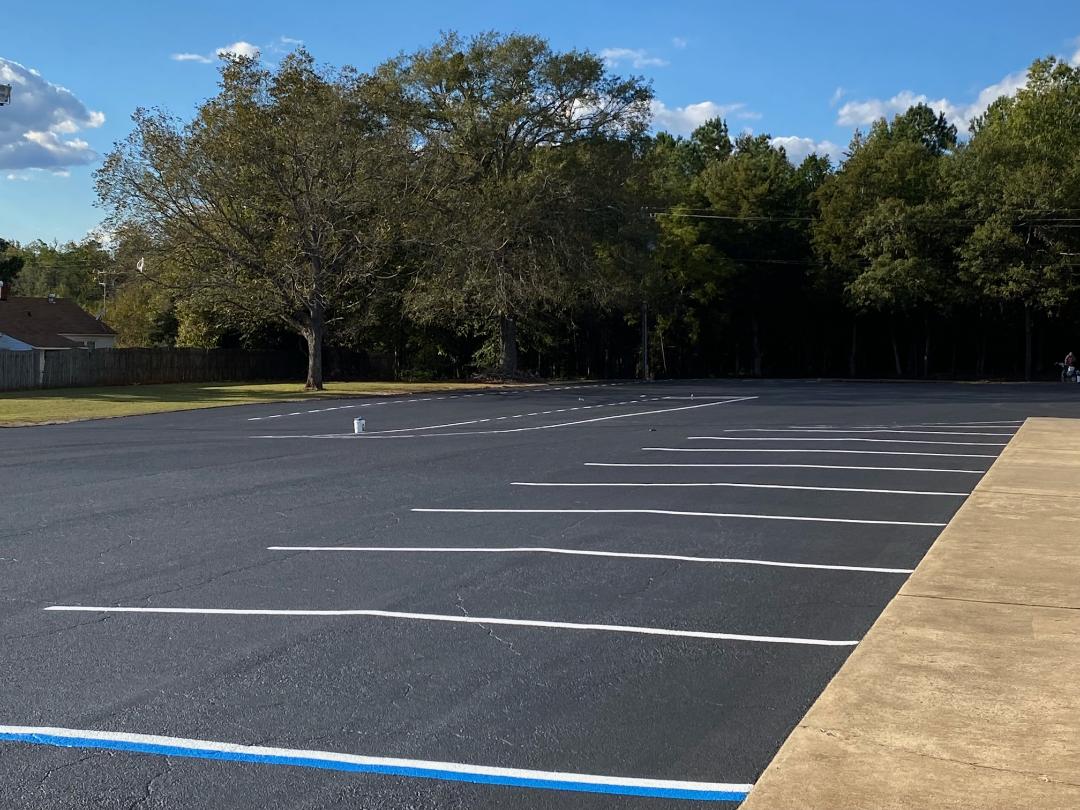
[5,614,109,642]
[455,593,521,657]
[25,752,99,793]
[125,757,173,810]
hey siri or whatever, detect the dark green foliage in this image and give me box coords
[68,42,1080,381]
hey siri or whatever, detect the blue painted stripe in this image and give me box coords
[0,732,748,803]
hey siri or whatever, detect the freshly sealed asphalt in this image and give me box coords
[1,379,1077,808]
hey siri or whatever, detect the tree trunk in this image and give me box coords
[923,313,931,379]
[848,320,858,377]
[891,326,903,377]
[640,301,650,380]
[500,315,518,376]
[751,316,763,377]
[976,319,986,377]
[1024,305,1033,382]
[304,314,324,391]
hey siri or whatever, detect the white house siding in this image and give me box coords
[59,334,117,349]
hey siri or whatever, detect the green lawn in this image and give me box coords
[0,381,534,426]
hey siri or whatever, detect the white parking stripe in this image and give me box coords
[412,508,946,527]
[642,448,998,458]
[363,399,661,434]
[859,425,1019,432]
[715,429,1014,437]
[584,463,988,474]
[253,397,758,439]
[246,382,642,421]
[266,545,915,574]
[687,437,1006,446]
[509,482,967,496]
[43,606,858,647]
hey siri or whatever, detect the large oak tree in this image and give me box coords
[96,51,411,388]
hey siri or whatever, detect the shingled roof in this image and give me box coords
[0,296,115,349]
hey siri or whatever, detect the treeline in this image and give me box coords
[4,34,1079,387]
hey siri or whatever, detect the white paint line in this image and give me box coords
[252,397,759,440]
[509,482,967,496]
[0,725,752,801]
[584,463,988,474]
[642,448,998,458]
[377,397,759,436]
[687,437,1006,447]
[716,429,1014,437]
[245,383,640,422]
[363,399,659,434]
[411,508,945,527]
[859,425,1019,432]
[42,605,857,647]
[266,545,915,574]
[370,417,492,433]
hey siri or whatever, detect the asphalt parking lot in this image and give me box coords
[2,379,1077,808]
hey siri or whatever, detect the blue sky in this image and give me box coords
[2,0,1079,245]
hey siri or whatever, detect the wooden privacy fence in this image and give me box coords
[0,349,305,392]
[0,350,38,391]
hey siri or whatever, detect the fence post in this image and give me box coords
[37,351,46,387]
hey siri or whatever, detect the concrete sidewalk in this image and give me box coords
[741,417,1080,810]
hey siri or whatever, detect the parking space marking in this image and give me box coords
[412,508,946,527]
[686,437,1007,446]
[246,382,641,421]
[509,482,967,496]
[43,606,859,646]
[714,429,1015,437]
[585,463,988,473]
[253,397,758,439]
[642,448,999,458]
[859,425,1019,432]
[0,726,751,802]
[266,545,915,574]
[265,398,666,435]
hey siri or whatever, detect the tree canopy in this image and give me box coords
[5,41,1059,383]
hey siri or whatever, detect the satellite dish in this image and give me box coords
[0,85,11,106]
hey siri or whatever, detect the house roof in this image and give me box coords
[0,296,115,350]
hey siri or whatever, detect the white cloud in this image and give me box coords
[1071,36,1080,65]
[172,40,262,65]
[216,41,260,59]
[836,69,1028,130]
[171,52,213,64]
[4,167,72,181]
[0,58,103,171]
[651,99,760,135]
[600,48,668,69]
[769,136,841,164]
[279,36,304,46]
[672,37,688,49]
[829,87,845,108]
